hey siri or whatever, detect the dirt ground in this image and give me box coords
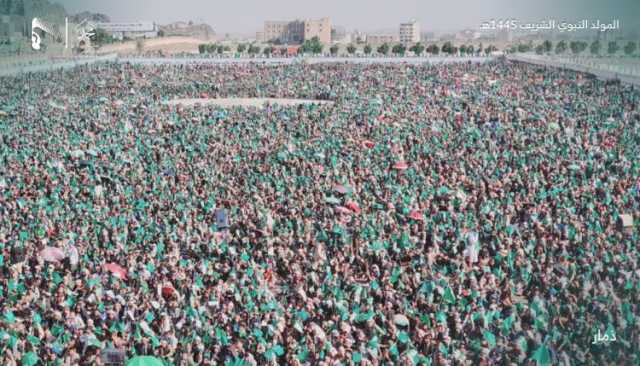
[97,37,203,55]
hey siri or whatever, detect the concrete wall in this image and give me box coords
[507,54,640,86]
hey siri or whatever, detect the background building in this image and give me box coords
[159,21,215,40]
[263,17,330,44]
[399,20,420,45]
[366,34,398,45]
[263,20,288,43]
[304,17,330,44]
[96,21,158,40]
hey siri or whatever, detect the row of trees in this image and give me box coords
[199,39,498,56]
[523,40,638,56]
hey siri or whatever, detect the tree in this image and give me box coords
[330,44,339,55]
[237,43,247,53]
[217,45,224,54]
[426,44,440,55]
[459,44,467,54]
[570,41,580,54]
[302,36,323,54]
[206,44,217,53]
[517,44,531,53]
[542,40,552,53]
[442,41,453,54]
[535,44,544,55]
[364,44,372,54]
[377,43,390,55]
[248,44,261,55]
[347,44,356,55]
[198,44,206,54]
[135,39,144,54]
[555,40,566,54]
[263,46,273,55]
[410,42,425,56]
[590,40,601,55]
[624,41,637,56]
[484,45,497,54]
[391,43,406,55]
[465,45,474,54]
[607,41,619,55]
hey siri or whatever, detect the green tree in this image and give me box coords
[302,36,323,54]
[590,40,601,55]
[624,41,636,56]
[570,41,580,54]
[330,44,339,55]
[364,44,372,54]
[607,41,619,55]
[410,42,425,55]
[391,43,406,55]
[484,45,497,54]
[263,46,273,55]
[426,44,440,55]
[248,44,261,54]
[542,40,552,53]
[347,44,356,54]
[237,43,246,53]
[555,40,566,54]
[198,44,206,54]
[517,44,531,53]
[377,43,390,55]
[535,44,544,55]
[217,45,225,54]
[442,41,453,54]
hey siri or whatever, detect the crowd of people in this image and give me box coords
[0,59,639,365]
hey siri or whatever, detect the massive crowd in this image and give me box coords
[0,59,639,365]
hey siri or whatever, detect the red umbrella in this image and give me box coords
[393,162,409,170]
[362,140,375,149]
[40,247,66,262]
[104,263,127,279]
[346,201,361,214]
[408,210,424,221]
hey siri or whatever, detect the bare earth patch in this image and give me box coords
[165,98,334,108]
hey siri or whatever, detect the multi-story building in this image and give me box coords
[399,20,420,45]
[263,18,331,44]
[303,17,331,44]
[366,34,398,45]
[263,21,289,43]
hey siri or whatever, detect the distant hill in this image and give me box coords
[159,21,215,41]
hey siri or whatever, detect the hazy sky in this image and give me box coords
[58,0,639,34]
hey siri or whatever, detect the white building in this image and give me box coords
[399,20,420,45]
[96,21,158,40]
